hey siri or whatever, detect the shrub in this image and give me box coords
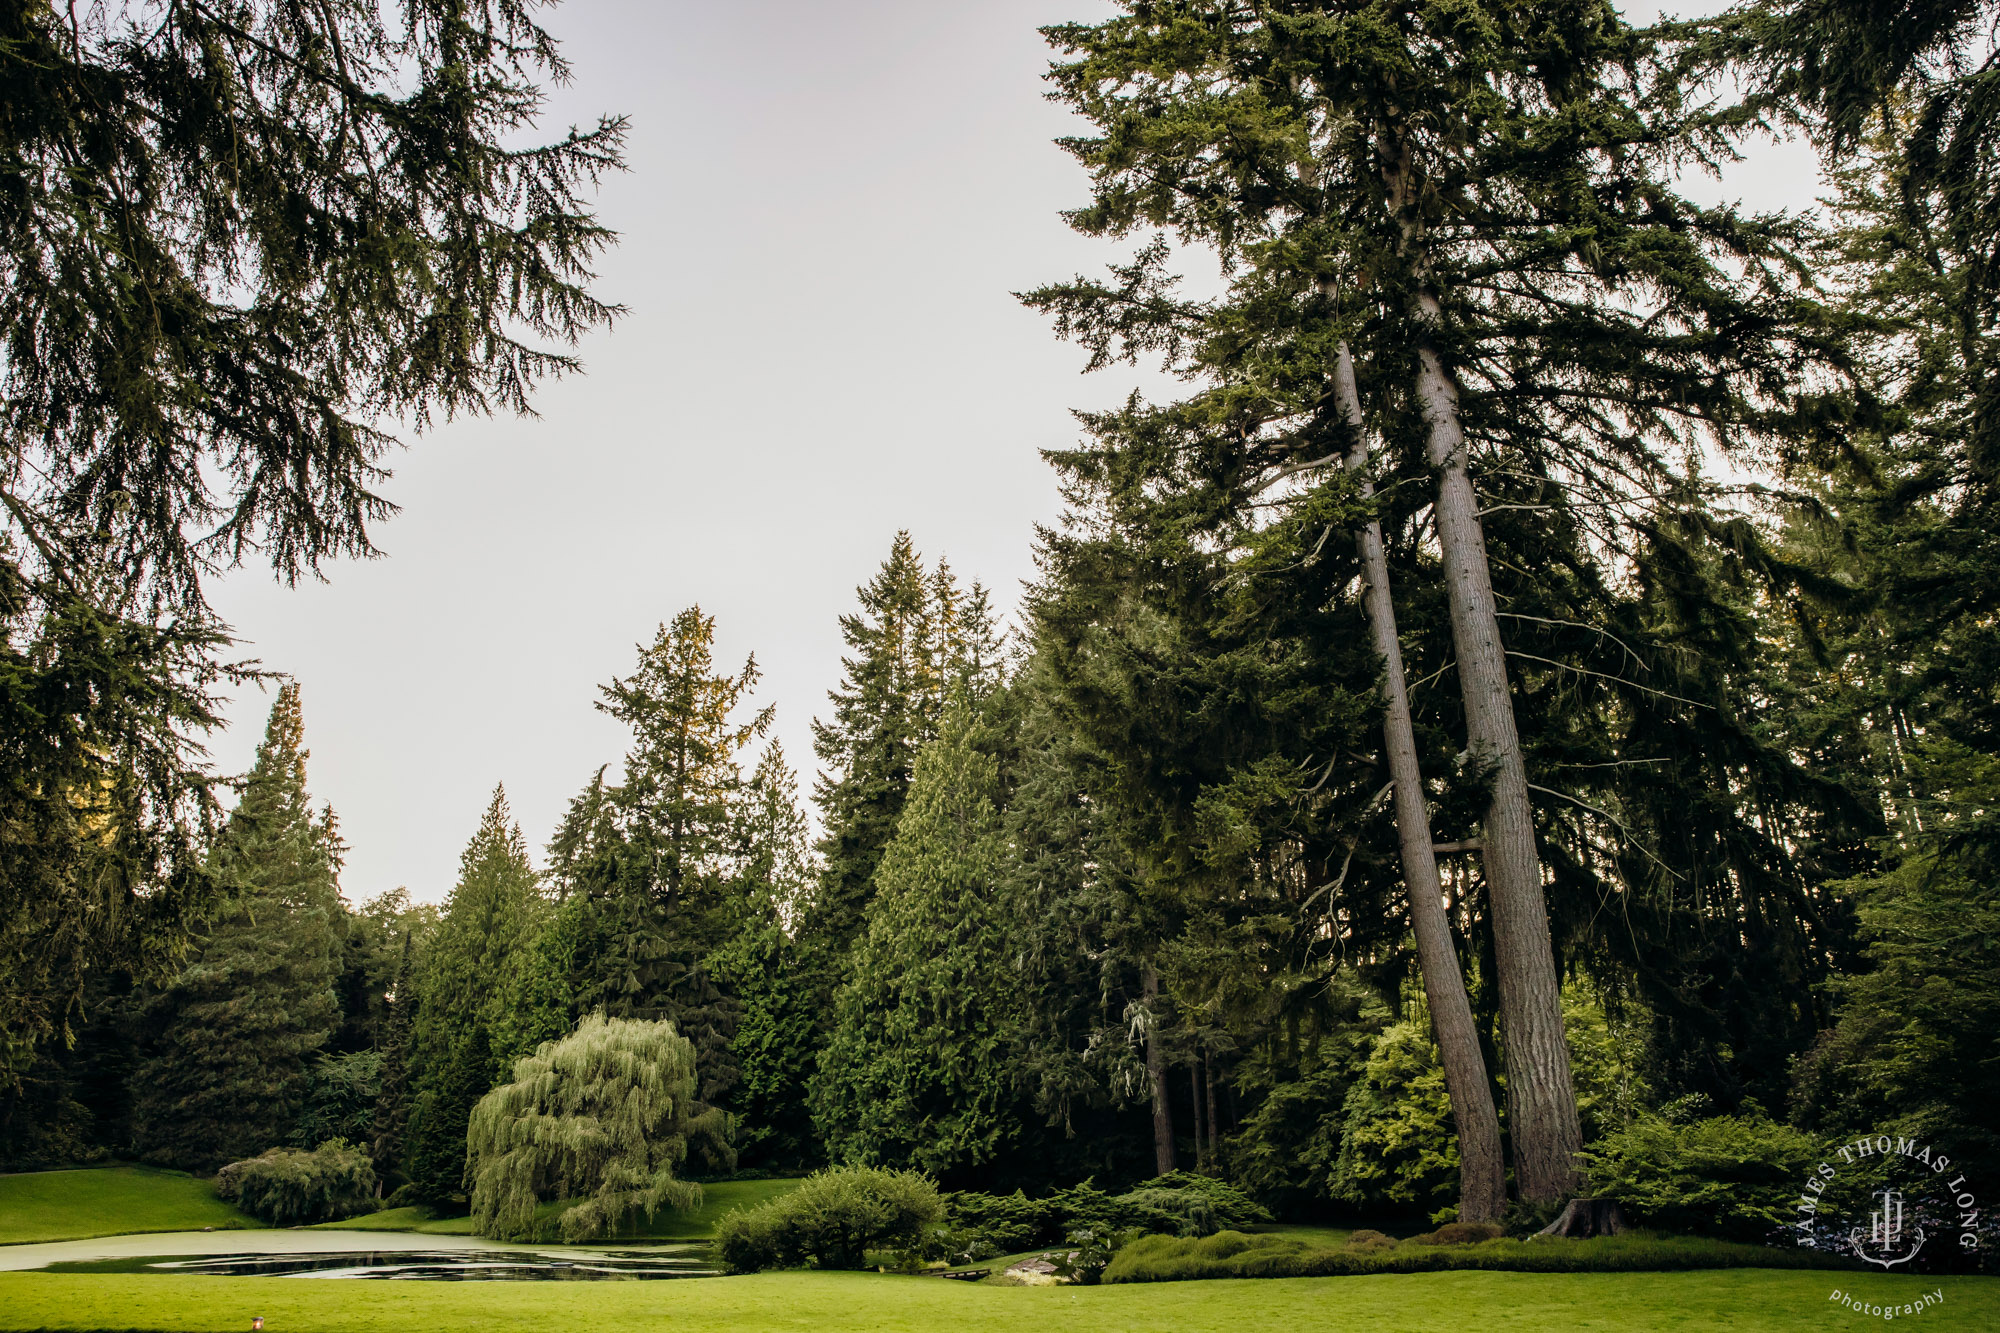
[1101,1229,1851,1283]
[942,1188,1056,1255]
[1580,1110,1820,1241]
[1111,1171,1273,1237]
[1409,1221,1505,1246]
[713,1165,944,1272]
[214,1139,377,1225]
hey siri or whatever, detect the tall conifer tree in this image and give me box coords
[130,684,344,1169]
[403,786,545,1202]
[811,697,1025,1180]
[551,607,771,1109]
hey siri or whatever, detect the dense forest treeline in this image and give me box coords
[1,0,1995,1241]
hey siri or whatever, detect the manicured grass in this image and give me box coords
[0,1168,261,1245]
[501,1177,804,1242]
[0,1268,1993,1332]
[304,1207,473,1235]
[302,1178,800,1242]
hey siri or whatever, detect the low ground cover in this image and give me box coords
[1103,1229,1852,1283]
[0,1268,1991,1332]
[0,1168,261,1245]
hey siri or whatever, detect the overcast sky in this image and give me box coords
[202,0,1823,905]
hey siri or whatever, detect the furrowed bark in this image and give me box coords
[1331,338,1507,1223]
[1406,302,1583,1203]
[1143,963,1176,1175]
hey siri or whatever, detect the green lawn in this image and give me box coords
[0,1167,261,1245]
[0,1268,1991,1332]
[304,1206,474,1235]
[305,1177,802,1242]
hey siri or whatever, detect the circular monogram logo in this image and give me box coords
[1792,1132,1981,1269]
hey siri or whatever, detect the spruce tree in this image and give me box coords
[130,684,344,1169]
[810,534,949,946]
[403,786,546,1203]
[811,698,1026,1181]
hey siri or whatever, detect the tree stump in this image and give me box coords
[1535,1198,1630,1239]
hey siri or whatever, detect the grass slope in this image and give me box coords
[0,1168,260,1245]
[0,1268,1992,1332]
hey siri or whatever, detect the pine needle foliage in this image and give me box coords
[467,1013,725,1244]
[404,785,546,1203]
[129,683,345,1170]
[0,0,623,1074]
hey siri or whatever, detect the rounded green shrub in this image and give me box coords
[713,1164,943,1272]
[214,1139,376,1225]
[1580,1110,1820,1241]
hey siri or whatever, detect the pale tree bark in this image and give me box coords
[1329,337,1507,1223]
[1143,963,1176,1175]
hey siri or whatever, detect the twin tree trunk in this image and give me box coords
[1409,306,1584,1203]
[1332,340,1507,1224]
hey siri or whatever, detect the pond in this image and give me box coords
[43,1245,717,1280]
[6,1231,719,1281]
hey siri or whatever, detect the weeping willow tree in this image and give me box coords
[467,1014,730,1242]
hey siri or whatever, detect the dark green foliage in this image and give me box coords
[215,1139,377,1226]
[0,0,622,1075]
[550,607,771,1110]
[1112,1173,1272,1238]
[1793,855,2000,1176]
[1100,1229,1846,1284]
[404,787,546,1203]
[128,685,344,1171]
[707,746,823,1170]
[809,535,998,947]
[712,1165,944,1272]
[1580,1112,1821,1242]
[0,573,223,1081]
[811,697,1026,1181]
[293,1050,384,1149]
[940,1173,1270,1256]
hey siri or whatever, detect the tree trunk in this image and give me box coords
[1143,963,1176,1175]
[1204,1054,1219,1170]
[1189,1063,1205,1170]
[1405,305,1583,1203]
[1536,1198,1629,1239]
[1331,338,1508,1224]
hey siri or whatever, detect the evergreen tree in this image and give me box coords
[709,744,824,1169]
[552,607,771,1108]
[1032,0,1842,1202]
[130,685,345,1169]
[0,1,625,1068]
[810,534,950,946]
[403,786,546,1203]
[811,698,1026,1182]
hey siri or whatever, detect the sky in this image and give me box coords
[202,0,1826,906]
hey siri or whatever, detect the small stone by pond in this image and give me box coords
[37,1245,717,1281]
